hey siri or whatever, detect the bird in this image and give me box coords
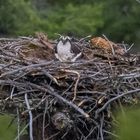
[55,36,82,62]
[91,37,125,55]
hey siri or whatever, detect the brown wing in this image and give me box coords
[70,42,82,55]
[91,37,125,55]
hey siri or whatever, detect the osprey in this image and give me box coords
[55,36,82,62]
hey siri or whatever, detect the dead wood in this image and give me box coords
[0,34,140,140]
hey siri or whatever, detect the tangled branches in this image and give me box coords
[0,35,140,140]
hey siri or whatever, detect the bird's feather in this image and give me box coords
[70,42,81,55]
[55,36,82,62]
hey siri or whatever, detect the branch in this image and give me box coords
[25,93,33,140]
[28,83,89,118]
[96,88,140,117]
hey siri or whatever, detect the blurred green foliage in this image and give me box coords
[116,108,140,140]
[102,0,140,44]
[0,0,43,35]
[0,115,16,140]
[0,0,140,48]
[44,3,104,37]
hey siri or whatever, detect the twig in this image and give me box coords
[78,99,86,107]
[28,82,89,118]
[61,69,80,102]
[14,123,28,140]
[0,61,53,78]
[84,126,97,140]
[100,113,104,140]
[0,55,21,62]
[14,114,42,140]
[122,43,134,52]
[79,35,92,42]
[102,34,115,55]
[0,38,21,41]
[103,130,119,138]
[16,108,20,140]
[22,96,47,115]
[25,93,33,140]
[48,132,60,140]
[42,100,48,140]
[128,45,134,53]
[5,90,38,100]
[42,69,59,85]
[54,33,63,38]
[10,86,15,99]
[96,88,140,116]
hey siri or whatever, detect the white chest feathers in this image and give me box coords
[55,40,75,62]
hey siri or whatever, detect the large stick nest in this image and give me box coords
[0,33,140,140]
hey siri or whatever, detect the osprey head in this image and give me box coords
[59,36,71,45]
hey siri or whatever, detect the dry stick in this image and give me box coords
[10,86,15,99]
[22,96,47,114]
[124,43,134,54]
[84,126,98,140]
[25,93,33,140]
[101,35,114,73]
[103,130,119,139]
[14,114,43,140]
[100,114,104,140]
[78,99,86,107]
[94,72,140,81]
[5,90,38,101]
[42,69,59,85]
[0,61,53,78]
[0,38,21,41]
[61,69,80,102]
[96,88,140,116]
[42,101,48,140]
[0,80,26,90]
[28,82,89,118]
[102,34,115,56]
[79,35,92,42]
[16,108,20,140]
[0,55,21,62]
[48,132,60,140]
[0,62,18,71]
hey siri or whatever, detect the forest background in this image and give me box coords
[0,0,140,51]
[0,0,140,140]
